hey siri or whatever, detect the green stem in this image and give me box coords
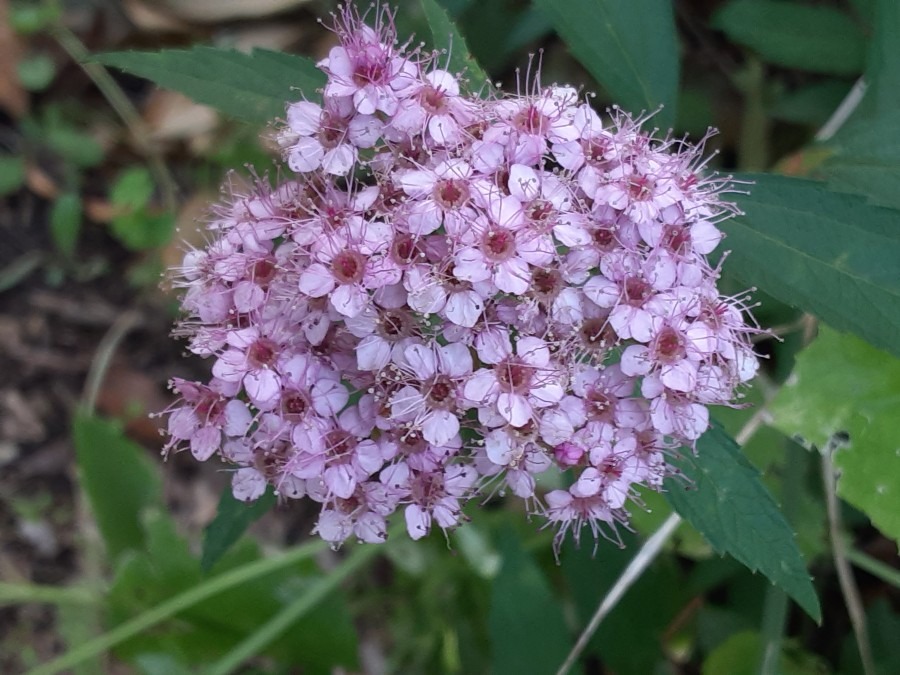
[49,22,178,213]
[204,542,382,675]
[26,538,328,675]
[0,582,98,607]
[737,57,770,172]
[757,442,803,673]
[846,547,900,590]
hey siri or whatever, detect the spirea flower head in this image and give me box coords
[160,4,761,552]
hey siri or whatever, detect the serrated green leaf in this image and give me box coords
[534,0,679,129]
[72,412,162,560]
[819,118,900,210]
[489,529,570,675]
[723,174,900,360]
[713,0,865,76]
[95,47,325,125]
[50,192,82,258]
[770,326,900,543]
[664,424,820,622]
[201,487,276,573]
[419,0,492,94]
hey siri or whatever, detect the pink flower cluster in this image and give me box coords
[162,6,759,550]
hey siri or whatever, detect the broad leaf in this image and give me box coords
[713,0,865,76]
[72,412,162,560]
[534,0,679,129]
[489,530,570,675]
[419,0,492,94]
[96,47,325,125]
[664,424,820,622]
[819,119,900,211]
[201,486,276,573]
[723,174,900,360]
[843,0,900,129]
[770,326,900,543]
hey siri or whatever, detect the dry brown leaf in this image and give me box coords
[0,0,28,117]
[142,89,220,152]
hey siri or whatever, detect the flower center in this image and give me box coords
[495,357,533,393]
[482,228,516,262]
[526,199,554,224]
[250,258,277,288]
[391,233,421,265]
[623,276,651,306]
[331,250,366,284]
[425,375,455,410]
[434,178,469,209]
[247,338,278,368]
[325,430,357,461]
[281,390,310,420]
[591,226,616,250]
[579,317,615,355]
[420,86,448,115]
[585,388,613,421]
[655,326,686,362]
[532,268,562,299]
[661,224,691,254]
[377,308,414,340]
[515,105,548,135]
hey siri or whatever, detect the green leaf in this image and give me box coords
[771,80,853,127]
[534,0,679,129]
[844,0,900,129]
[713,0,865,76]
[0,155,26,196]
[111,167,154,210]
[201,486,276,573]
[489,529,570,675]
[95,47,325,126]
[50,192,82,258]
[770,326,900,543]
[664,424,821,622]
[419,0,492,93]
[17,53,56,91]
[819,119,900,211]
[723,174,900,360]
[703,630,829,675]
[72,412,162,560]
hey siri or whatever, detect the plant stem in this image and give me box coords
[846,548,900,590]
[0,582,98,607]
[49,23,178,213]
[555,512,682,675]
[25,538,328,675]
[204,542,382,675]
[822,443,876,675]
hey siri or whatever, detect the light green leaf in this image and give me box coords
[17,53,56,91]
[664,424,820,622]
[534,0,679,129]
[419,0,492,93]
[489,529,570,675]
[49,192,82,258]
[723,174,900,360]
[713,0,865,76]
[95,47,325,125]
[770,326,900,543]
[201,487,276,573]
[703,630,829,675]
[0,155,26,196]
[72,412,162,560]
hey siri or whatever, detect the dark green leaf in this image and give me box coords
[844,0,900,129]
[771,81,853,127]
[723,174,900,360]
[819,119,900,210]
[95,47,325,125]
[72,412,162,560]
[110,212,176,251]
[201,486,276,573]
[489,529,570,675]
[713,0,865,76]
[419,0,492,93]
[664,424,820,622]
[534,0,679,128]
[50,192,81,258]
